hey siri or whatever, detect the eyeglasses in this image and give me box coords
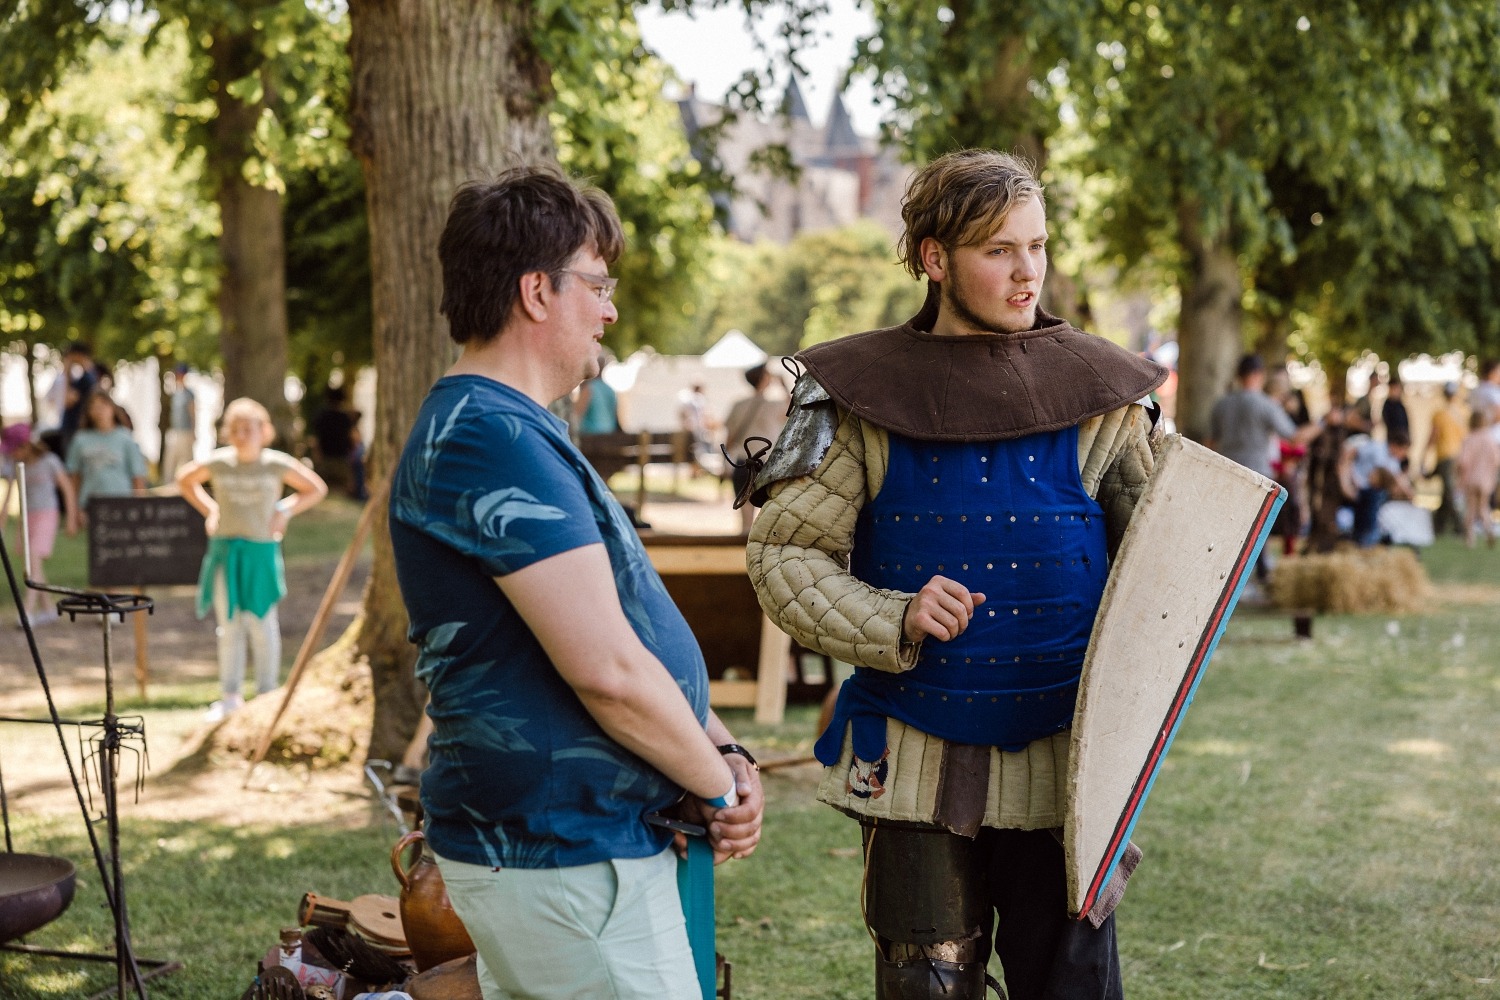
[558,269,618,304]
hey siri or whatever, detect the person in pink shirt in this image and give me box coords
[1456,410,1500,548]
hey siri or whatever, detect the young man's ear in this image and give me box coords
[919,237,948,282]
[515,271,551,323]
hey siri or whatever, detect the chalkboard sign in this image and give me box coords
[88,496,208,588]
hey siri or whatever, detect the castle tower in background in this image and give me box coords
[676,77,910,245]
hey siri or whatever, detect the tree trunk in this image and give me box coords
[1252,317,1291,372]
[209,30,295,448]
[348,0,555,762]
[157,350,173,476]
[1174,202,1244,442]
[968,38,1083,320]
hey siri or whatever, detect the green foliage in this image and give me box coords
[854,0,1086,162]
[853,0,1500,369]
[277,7,371,394]
[684,222,925,356]
[540,3,720,354]
[0,122,148,345]
[1070,1,1500,364]
[1,0,351,375]
[0,20,216,367]
[157,0,342,192]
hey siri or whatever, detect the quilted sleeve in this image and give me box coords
[746,410,917,672]
[1079,404,1156,559]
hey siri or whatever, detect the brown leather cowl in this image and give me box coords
[796,308,1169,442]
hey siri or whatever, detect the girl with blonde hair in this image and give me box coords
[178,398,327,721]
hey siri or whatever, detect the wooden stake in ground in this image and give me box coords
[134,586,148,698]
[244,480,388,785]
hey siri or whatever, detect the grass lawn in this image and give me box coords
[2,534,1498,997]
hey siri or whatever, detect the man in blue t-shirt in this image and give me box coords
[390,166,763,1000]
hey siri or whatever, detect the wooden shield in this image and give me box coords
[1065,434,1285,918]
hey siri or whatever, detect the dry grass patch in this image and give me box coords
[188,621,375,772]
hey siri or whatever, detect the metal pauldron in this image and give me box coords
[748,374,838,506]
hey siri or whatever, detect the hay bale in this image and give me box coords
[1268,547,1431,614]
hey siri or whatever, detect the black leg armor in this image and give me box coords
[863,821,994,1000]
[862,822,1122,999]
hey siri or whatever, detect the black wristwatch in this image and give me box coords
[717,744,759,770]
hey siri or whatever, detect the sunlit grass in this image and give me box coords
[1,535,1497,997]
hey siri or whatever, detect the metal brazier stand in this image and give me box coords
[0,485,180,999]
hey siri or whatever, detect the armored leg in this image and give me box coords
[862,821,994,1000]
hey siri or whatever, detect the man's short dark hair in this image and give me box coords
[1236,354,1265,380]
[1388,429,1411,448]
[744,364,767,388]
[438,165,625,345]
[66,341,92,357]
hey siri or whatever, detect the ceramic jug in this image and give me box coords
[390,830,476,972]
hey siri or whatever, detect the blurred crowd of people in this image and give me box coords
[1208,353,1500,568]
[558,356,791,533]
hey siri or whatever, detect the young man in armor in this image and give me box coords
[746,149,1167,1000]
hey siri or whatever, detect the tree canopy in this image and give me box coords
[679,222,923,356]
[0,19,215,368]
[849,0,1500,431]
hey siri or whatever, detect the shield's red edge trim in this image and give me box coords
[1077,485,1281,916]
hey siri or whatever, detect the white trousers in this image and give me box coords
[435,848,696,1000]
[212,570,281,698]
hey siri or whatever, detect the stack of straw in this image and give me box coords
[1268,546,1431,614]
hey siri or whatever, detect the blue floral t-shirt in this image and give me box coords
[390,376,709,869]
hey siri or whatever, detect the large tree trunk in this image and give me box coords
[209,31,296,448]
[965,38,1083,320]
[1174,202,1244,442]
[1252,321,1290,371]
[348,0,555,762]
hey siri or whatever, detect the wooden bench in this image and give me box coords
[578,430,692,515]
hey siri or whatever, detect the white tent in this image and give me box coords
[700,329,767,369]
[609,331,783,433]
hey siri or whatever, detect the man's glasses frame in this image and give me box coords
[558,269,618,304]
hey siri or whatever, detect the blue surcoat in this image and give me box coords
[814,427,1108,763]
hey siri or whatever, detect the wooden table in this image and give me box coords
[642,533,790,724]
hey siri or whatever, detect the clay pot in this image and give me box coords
[391,831,475,972]
[407,952,482,1000]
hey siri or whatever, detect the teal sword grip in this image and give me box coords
[677,834,716,999]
